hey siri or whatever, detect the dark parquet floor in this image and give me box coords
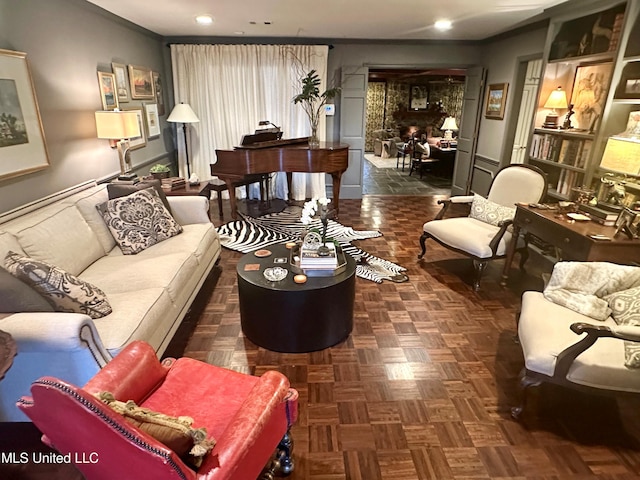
[184,195,640,480]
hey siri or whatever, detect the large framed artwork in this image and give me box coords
[152,71,165,116]
[122,107,147,149]
[127,65,154,99]
[484,83,508,119]
[0,49,50,182]
[409,85,428,110]
[111,62,130,103]
[97,71,119,110]
[570,62,612,132]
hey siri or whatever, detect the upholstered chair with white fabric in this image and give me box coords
[418,164,547,290]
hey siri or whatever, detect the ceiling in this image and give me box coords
[87,0,571,41]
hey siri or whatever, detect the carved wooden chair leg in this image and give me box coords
[260,430,294,479]
[472,260,488,291]
[518,234,531,272]
[418,232,428,259]
[511,369,542,420]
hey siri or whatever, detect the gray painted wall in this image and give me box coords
[0,0,171,213]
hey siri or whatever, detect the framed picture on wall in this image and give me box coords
[409,85,428,110]
[111,62,130,103]
[144,103,161,138]
[152,72,165,116]
[570,62,612,132]
[127,65,154,99]
[0,48,50,181]
[485,83,508,119]
[122,107,147,149]
[97,71,119,110]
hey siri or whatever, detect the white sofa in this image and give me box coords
[0,181,221,421]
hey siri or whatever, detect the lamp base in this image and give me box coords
[543,114,559,129]
[117,172,139,182]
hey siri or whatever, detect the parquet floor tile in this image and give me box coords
[180,194,640,479]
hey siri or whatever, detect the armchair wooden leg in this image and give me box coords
[418,232,428,259]
[261,430,295,479]
[511,369,542,420]
[472,260,488,291]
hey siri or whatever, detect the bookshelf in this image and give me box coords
[527,1,639,202]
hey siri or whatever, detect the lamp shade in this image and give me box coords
[544,87,568,110]
[600,136,640,175]
[441,116,459,131]
[167,103,199,123]
[95,111,140,139]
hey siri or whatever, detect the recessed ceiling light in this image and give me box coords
[195,14,213,26]
[434,19,452,31]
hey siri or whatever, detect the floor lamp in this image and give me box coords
[167,103,199,178]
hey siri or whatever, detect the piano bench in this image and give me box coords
[210,177,266,220]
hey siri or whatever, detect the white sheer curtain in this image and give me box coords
[170,44,329,201]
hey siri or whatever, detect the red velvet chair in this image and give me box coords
[18,341,298,480]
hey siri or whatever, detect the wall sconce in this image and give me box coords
[441,116,458,140]
[95,110,141,181]
[543,86,568,129]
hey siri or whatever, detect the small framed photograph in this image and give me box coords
[615,61,640,99]
[111,62,130,103]
[152,71,165,116]
[485,83,508,119]
[144,103,161,138]
[127,64,154,99]
[409,85,428,110]
[122,107,146,149]
[614,207,638,239]
[97,71,118,110]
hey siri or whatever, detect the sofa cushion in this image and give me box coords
[0,231,25,264]
[4,251,112,319]
[15,206,105,276]
[422,217,514,258]
[605,286,640,368]
[73,185,117,254]
[97,189,182,255]
[468,194,515,226]
[107,179,172,214]
[0,267,53,313]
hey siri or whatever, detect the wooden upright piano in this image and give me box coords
[212,137,349,219]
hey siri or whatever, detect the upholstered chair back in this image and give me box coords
[487,165,547,207]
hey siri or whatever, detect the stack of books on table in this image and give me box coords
[578,204,620,226]
[161,177,186,191]
[300,243,338,270]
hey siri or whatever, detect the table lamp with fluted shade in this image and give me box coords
[441,116,458,140]
[167,103,199,178]
[95,110,141,181]
[543,86,568,128]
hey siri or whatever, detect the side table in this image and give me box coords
[0,330,17,381]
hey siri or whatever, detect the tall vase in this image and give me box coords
[308,121,320,149]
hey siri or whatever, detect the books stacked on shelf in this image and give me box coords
[578,204,620,226]
[557,139,592,168]
[555,169,580,197]
[300,243,338,270]
[530,133,561,161]
[161,177,186,191]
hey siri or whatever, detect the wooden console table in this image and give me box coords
[501,204,640,285]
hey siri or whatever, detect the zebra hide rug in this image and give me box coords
[216,207,408,283]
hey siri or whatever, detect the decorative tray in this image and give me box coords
[288,244,348,277]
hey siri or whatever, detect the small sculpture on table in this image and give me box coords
[562,104,575,130]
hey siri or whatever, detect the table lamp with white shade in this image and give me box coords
[95,110,141,181]
[441,116,458,140]
[167,103,200,178]
[543,86,568,128]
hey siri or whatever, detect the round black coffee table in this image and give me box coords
[236,243,356,353]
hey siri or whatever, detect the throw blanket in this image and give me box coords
[544,262,640,320]
[216,207,408,284]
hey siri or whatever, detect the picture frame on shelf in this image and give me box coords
[111,62,130,103]
[0,48,50,181]
[615,62,640,99]
[144,103,161,138]
[127,64,154,99]
[97,71,119,111]
[152,71,165,116]
[484,83,508,119]
[569,62,612,132]
[122,107,146,149]
[409,85,428,110]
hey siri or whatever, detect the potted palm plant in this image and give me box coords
[293,70,340,148]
